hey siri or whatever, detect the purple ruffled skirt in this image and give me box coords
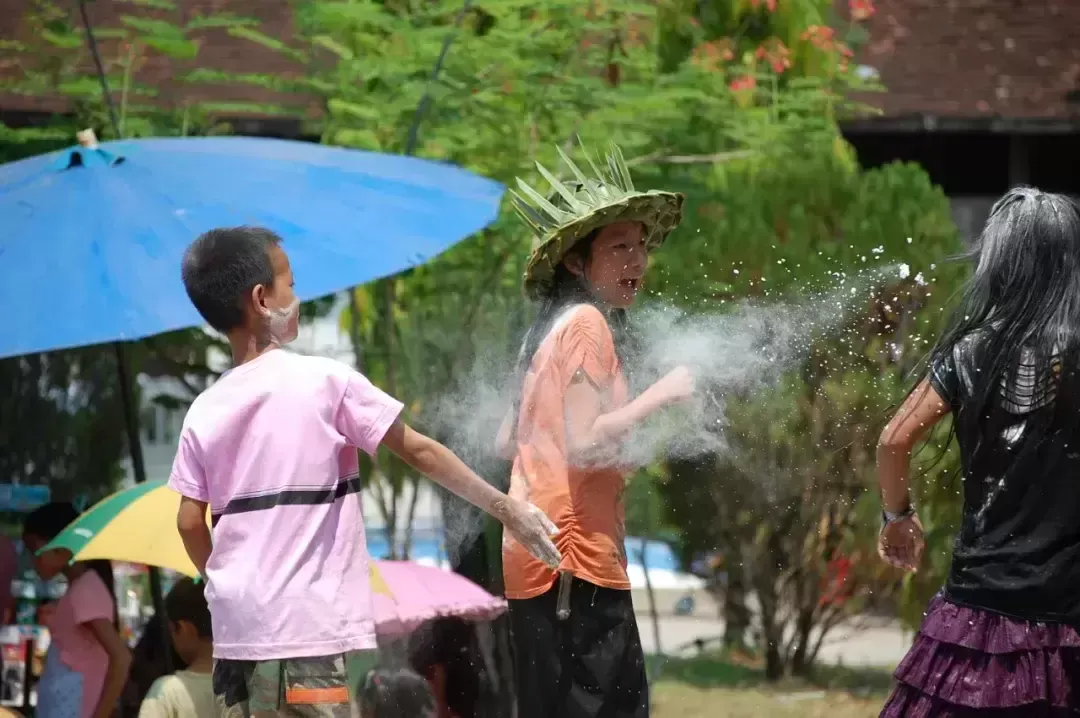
[881,594,1080,716]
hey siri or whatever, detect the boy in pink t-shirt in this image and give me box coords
[172,226,561,717]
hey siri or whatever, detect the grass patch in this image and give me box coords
[649,654,894,718]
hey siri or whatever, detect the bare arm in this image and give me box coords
[381,419,560,567]
[564,367,691,461]
[177,496,212,579]
[877,378,952,513]
[87,618,132,718]
[383,420,517,519]
[495,409,515,461]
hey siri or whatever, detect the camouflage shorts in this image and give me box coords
[213,650,379,717]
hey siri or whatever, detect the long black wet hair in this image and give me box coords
[507,231,642,436]
[927,187,1080,450]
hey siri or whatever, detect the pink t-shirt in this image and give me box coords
[168,349,403,661]
[51,570,115,718]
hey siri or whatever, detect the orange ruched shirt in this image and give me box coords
[502,304,631,599]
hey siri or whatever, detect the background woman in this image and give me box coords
[22,503,130,718]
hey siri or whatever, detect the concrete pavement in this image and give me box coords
[632,589,912,668]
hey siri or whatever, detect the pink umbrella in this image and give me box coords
[371,560,507,637]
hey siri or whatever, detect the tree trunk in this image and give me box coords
[640,537,663,658]
[762,613,784,681]
[722,554,751,650]
[402,475,421,558]
[381,278,401,559]
[789,607,815,677]
[752,530,787,681]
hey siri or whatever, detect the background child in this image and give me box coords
[22,502,131,718]
[172,226,560,717]
[357,667,437,718]
[121,612,186,716]
[877,188,1080,715]
[138,578,214,718]
[407,618,484,718]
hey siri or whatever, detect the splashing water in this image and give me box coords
[425,262,912,554]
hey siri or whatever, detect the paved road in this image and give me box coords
[635,611,912,668]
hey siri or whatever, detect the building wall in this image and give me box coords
[950,196,997,244]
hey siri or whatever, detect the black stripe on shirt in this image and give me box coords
[211,475,362,526]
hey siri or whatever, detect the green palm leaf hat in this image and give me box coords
[511,142,685,300]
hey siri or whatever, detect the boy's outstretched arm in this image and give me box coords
[177,496,212,579]
[380,419,561,568]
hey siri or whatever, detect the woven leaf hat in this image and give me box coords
[511,143,685,300]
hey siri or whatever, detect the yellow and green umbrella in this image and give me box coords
[41,480,393,594]
[40,480,208,576]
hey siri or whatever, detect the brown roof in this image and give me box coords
[2,0,1079,125]
[858,0,1080,119]
[0,0,309,118]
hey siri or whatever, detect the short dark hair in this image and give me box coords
[181,226,282,333]
[23,502,78,542]
[165,577,212,639]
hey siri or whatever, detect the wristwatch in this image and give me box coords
[882,505,916,526]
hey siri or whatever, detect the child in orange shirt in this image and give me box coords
[498,145,694,718]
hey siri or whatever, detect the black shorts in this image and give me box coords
[508,577,649,718]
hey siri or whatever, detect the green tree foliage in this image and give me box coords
[1,1,963,666]
[642,0,966,678]
[279,0,888,563]
[0,0,298,500]
[271,8,969,660]
[658,149,963,669]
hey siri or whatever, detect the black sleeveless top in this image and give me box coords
[930,337,1080,625]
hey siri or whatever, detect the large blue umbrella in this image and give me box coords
[1,132,504,679]
[0,135,504,359]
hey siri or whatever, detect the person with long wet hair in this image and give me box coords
[877,187,1080,716]
[497,144,695,718]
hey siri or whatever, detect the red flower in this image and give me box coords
[691,39,735,71]
[729,75,757,92]
[800,25,836,51]
[755,38,792,74]
[849,0,875,21]
[750,0,778,11]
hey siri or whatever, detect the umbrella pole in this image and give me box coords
[76,0,174,672]
[114,343,173,674]
[77,0,123,137]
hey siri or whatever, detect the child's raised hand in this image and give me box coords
[878,514,925,572]
[655,365,695,405]
[502,500,562,569]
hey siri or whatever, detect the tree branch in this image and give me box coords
[626,149,754,167]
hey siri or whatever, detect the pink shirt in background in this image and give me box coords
[51,570,115,718]
[168,349,403,661]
